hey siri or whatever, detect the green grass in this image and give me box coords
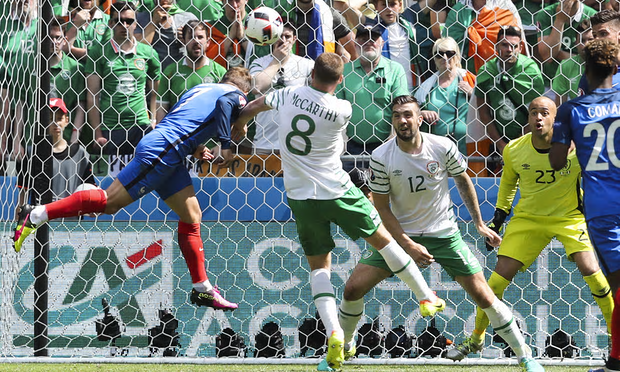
[0,364,596,372]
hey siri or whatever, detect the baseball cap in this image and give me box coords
[49,98,68,114]
[355,23,382,40]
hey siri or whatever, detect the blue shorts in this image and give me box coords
[587,215,620,275]
[117,131,192,201]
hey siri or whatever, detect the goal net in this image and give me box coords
[0,0,609,364]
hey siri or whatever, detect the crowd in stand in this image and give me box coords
[0,0,618,179]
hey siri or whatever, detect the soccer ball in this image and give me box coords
[245,7,283,46]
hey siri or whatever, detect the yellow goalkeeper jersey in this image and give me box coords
[497,133,583,218]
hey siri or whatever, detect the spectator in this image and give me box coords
[135,0,197,71]
[51,0,69,16]
[536,0,596,95]
[64,0,111,61]
[584,0,615,11]
[85,1,161,163]
[16,98,95,212]
[552,22,594,105]
[403,0,449,81]
[363,0,420,90]
[0,1,32,170]
[247,0,357,64]
[443,0,525,73]
[248,22,314,155]
[141,0,224,22]
[4,0,38,162]
[295,0,357,61]
[577,9,620,95]
[157,20,227,122]
[205,0,250,69]
[336,24,409,168]
[333,0,377,29]
[515,0,545,46]
[414,37,475,154]
[475,25,544,165]
[49,17,86,145]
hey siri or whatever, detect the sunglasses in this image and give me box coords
[115,17,135,26]
[434,50,457,59]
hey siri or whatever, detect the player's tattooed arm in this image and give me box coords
[453,173,502,248]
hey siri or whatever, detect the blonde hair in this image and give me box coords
[432,37,462,69]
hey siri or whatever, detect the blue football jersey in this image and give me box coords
[154,83,247,158]
[553,88,620,220]
[578,66,620,95]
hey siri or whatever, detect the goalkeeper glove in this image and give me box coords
[486,208,509,251]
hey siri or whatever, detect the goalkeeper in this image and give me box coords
[447,96,614,361]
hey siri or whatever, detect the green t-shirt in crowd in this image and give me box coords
[516,0,544,27]
[3,18,39,143]
[68,10,111,50]
[50,54,86,140]
[536,2,596,86]
[84,39,161,130]
[158,58,227,108]
[552,54,583,101]
[475,54,544,140]
[336,57,409,145]
[418,78,469,154]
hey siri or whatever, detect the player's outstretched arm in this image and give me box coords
[453,173,485,227]
[232,96,271,141]
[453,173,502,248]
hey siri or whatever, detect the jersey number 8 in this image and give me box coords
[285,114,315,156]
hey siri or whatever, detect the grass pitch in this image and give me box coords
[0,365,594,372]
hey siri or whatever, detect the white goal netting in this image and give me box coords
[0,0,610,364]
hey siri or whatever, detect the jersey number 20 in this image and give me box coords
[584,120,620,171]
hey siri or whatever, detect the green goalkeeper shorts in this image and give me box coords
[359,232,482,278]
[288,187,381,257]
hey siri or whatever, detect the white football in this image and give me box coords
[245,7,284,46]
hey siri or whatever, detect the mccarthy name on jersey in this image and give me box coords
[290,93,342,123]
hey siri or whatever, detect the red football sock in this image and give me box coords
[178,221,208,284]
[46,189,107,220]
[611,288,620,360]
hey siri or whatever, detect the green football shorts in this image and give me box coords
[359,232,482,278]
[288,187,381,256]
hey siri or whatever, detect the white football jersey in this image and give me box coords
[265,85,353,200]
[369,133,467,237]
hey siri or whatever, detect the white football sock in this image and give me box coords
[482,297,531,359]
[339,298,364,347]
[377,240,435,301]
[30,206,48,225]
[311,268,342,337]
[193,279,213,293]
